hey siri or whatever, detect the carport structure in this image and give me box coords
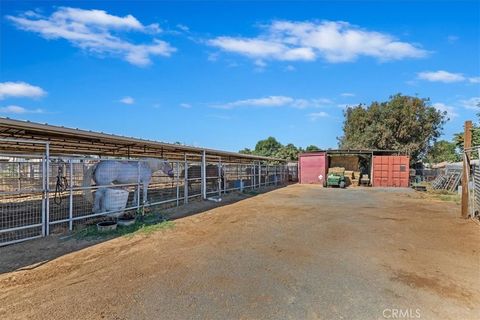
[298,149,410,187]
[0,118,288,246]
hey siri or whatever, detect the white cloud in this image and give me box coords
[0,105,44,114]
[180,103,192,108]
[208,20,427,64]
[447,35,459,43]
[417,70,465,83]
[284,65,296,71]
[432,102,458,118]
[0,81,46,100]
[469,77,480,83]
[119,96,134,104]
[337,103,361,109]
[460,97,480,110]
[341,92,355,97]
[308,111,329,121]
[7,7,175,66]
[176,24,189,32]
[213,96,332,109]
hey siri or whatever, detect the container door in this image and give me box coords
[299,153,326,185]
[373,156,409,187]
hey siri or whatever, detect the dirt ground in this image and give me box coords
[0,184,479,320]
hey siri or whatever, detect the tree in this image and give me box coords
[338,94,446,161]
[305,145,320,152]
[239,148,253,155]
[253,136,283,157]
[453,112,480,152]
[425,140,460,164]
[275,143,299,161]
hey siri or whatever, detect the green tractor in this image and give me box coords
[326,167,346,188]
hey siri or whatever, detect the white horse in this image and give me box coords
[83,158,174,213]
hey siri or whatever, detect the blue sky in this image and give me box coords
[1,1,479,152]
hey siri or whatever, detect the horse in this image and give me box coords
[83,158,174,213]
[180,164,224,193]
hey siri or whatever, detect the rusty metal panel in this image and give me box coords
[299,153,326,185]
[373,155,409,187]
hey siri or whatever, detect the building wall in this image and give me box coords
[372,155,410,187]
[329,155,360,171]
[299,153,326,185]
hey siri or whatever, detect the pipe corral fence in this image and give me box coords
[464,146,480,219]
[0,119,293,246]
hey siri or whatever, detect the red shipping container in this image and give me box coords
[372,155,409,187]
[299,153,326,185]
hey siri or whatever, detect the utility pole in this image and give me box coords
[461,121,472,219]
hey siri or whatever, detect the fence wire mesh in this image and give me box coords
[1,152,292,246]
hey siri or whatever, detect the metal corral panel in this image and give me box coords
[372,156,410,187]
[299,153,326,185]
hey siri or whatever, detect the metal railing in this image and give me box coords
[0,145,293,246]
[464,146,480,219]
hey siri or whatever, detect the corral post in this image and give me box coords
[68,159,73,231]
[176,161,180,207]
[462,120,472,219]
[267,164,270,186]
[41,150,46,237]
[251,161,255,189]
[201,150,207,200]
[17,162,21,192]
[137,161,141,213]
[218,158,222,198]
[275,166,278,186]
[223,164,227,195]
[184,154,188,204]
[258,162,261,188]
[239,163,243,192]
[45,142,50,236]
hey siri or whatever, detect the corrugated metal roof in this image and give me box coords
[0,117,284,162]
[299,149,407,156]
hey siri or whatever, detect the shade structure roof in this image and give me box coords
[0,118,284,163]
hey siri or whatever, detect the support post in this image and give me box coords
[137,161,141,213]
[176,161,180,207]
[17,162,21,191]
[258,162,261,188]
[218,159,222,198]
[201,150,207,200]
[41,152,46,237]
[68,159,73,231]
[184,154,188,204]
[462,120,472,218]
[45,143,50,236]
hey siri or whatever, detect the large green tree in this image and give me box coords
[239,137,317,161]
[305,145,320,152]
[275,143,299,161]
[425,140,460,164]
[253,136,283,157]
[338,94,447,161]
[453,112,480,152]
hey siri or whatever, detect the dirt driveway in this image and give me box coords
[1,185,479,320]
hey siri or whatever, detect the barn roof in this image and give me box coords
[0,117,284,162]
[299,149,408,156]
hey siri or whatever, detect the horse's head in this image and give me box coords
[161,160,174,178]
[146,158,174,178]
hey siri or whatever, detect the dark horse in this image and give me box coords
[180,164,225,193]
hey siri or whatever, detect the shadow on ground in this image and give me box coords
[0,185,285,274]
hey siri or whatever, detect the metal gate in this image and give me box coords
[1,140,290,246]
[466,146,480,219]
[0,141,49,246]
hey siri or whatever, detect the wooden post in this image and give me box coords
[461,121,472,218]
